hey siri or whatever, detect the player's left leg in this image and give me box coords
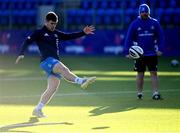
[147,56,162,100]
[134,58,146,99]
[150,71,162,100]
[40,75,60,104]
[150,71,158,93]
[136,72,144,99]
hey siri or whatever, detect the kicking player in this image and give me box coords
[15,11,96,117]
[124,4,164,100]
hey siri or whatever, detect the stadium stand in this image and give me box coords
[0,0,179,29]
[0,0,180,56]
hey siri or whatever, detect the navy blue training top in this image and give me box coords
[19,26,86,61]
[124,16,164,56]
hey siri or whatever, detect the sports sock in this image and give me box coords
[36,102,44,110]
[137,92,143,95]
[153,91,159,95]
[75,77,84,85]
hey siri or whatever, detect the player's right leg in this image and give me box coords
[134,59,146,99]
[147,56,162,100]
[150,71,162,100]
[136,72,144,99]
[53,61,96,89]
[33,58,62,118]
[33,75,60,118]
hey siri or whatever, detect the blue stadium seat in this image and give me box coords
[155,8,164,22]
[159,1,167,8]
[177,0,180,7]
[24,0,37,9]
[0,10,9,25]
[100,1,108,9]
[0,0,10,10]
[103,0,120,9]
[25,10,37,25]
[104,9,114,24]
[38,0,52,5]
[12,0,36,10]
[11,9,36,26]
[81,0,91,9]
[124,8,137,25]
[11,10,22,25]
[66,9,77,25]
[76,9,94,25]
[108,1,117,9]
[120,0,126,8]
[83,9,94,24]
[96,9,105,25]
[170,0,177,8]
[75,9,84,24]
[92,1,99,9]
[173,8,180,25]
[164,8,174,25]
[113,9,123,25]
[129,0,138,8]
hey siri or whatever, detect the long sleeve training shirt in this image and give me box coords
[19,26,86,61]
[124,16,164,56]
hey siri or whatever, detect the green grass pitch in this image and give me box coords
[0,55,180,133]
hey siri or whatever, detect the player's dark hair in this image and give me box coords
[46,12,58,22]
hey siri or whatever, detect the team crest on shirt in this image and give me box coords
[52,59,56,62]
[54,34,58,38]
[137,27,141,31]
[44,33,49,36]
[151,26,155,30]
[48,64,52,68]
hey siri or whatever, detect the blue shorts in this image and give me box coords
[40,57,61,79]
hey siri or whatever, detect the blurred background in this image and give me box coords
[0,0,179,56]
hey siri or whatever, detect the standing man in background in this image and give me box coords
[124,4,164,100]
[15,12,96,117]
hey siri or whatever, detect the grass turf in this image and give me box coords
[0,55,180,133]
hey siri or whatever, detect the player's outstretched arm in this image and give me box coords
[15,55,24,64]
[83,25,95,35]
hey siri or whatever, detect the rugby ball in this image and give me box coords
[129,46,144,59]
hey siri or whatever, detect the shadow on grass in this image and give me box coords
[92,126,110,130]
[88,95,174,116]
[89,104,136,116]
[0,117,73,133]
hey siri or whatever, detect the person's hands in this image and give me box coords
[15,55,24,64]
[83,25,95,34]
[156,51,162,56]
[125,54,133,59]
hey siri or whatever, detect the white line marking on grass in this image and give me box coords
[0,89,179,99]
[0,77,46,81]
[0,76,180,99]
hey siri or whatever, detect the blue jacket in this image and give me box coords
[19,26,85,61]
[124,16,164,56]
